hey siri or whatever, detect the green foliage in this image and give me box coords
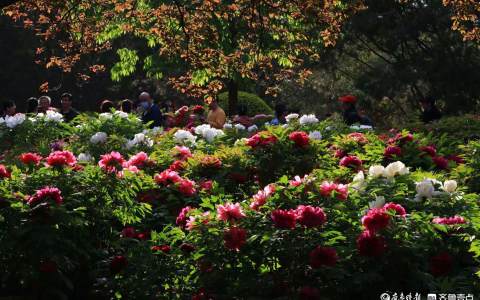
[111,48,139,82]
[218,91,273,117]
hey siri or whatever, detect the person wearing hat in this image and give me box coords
[339,95,361,125]
[419,96,442,123]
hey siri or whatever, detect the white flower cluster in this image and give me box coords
[248,125,258,132]
[224,124,233,129]
[78,153,92,162]
[45,110,64,123]
[308,131,322,140]
[350,171,367,192]
[194,125,224,142]
[99,113,113,120]
[234,124,245,130]
[142,127,162,136]
[90,132,108,144]
[361,196,386,215]
[350,125,372,130]
[414,178,458,202]
[299,114,319,125]
[4,114,25,128]
[126,133,154,149]
[234,138,249,146]
[114,111,129,119]
[174,130,197,144]
[367,161,409,182]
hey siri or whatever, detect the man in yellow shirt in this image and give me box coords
[206,98,226,129]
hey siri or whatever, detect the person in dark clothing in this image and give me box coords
[339,95,361,125]
[419,96,442,123]
[59,93,79,122]
[121,99,133,113]
[100,100,115,113]
[27,98,38,114]
[1,100,16,118]
[139,92,163,129]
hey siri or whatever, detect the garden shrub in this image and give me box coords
[218,91,273,117]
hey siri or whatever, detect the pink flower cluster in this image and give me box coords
[270,205,326,229]
[27,186,62,205]
[319,181,348,200]
[432,216,467,225]
[154,170,196,196]
[249,185,275,210]
[362,202,406,232]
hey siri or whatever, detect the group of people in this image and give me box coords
[1,92,442,129]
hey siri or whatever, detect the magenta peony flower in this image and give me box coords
[120,227,135,238]
[27,186,62,205]
[45,151,76,167]
[382,202,406,217]
[177,179,196,196]
[419,146,436,157]
[319,181,348,200]
[224,227,246,251]
[271,209,297,229]
[433,156,450,170]
[357,230,386,258]
[309,246,338,268]
[109,256,129,274]
[383,146,402,160]
[298,286,320,300]
[362,208,390,232]
[339,155,363,169]
[296,205,326,228]
[154,170,182,185]
[429,252,453,277]
[98,151,126,172]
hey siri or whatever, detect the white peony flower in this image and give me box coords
[224,124,233,129]
[359,125,373,130]
[361,196,386,215]
[383,161,409,181]
[114,111,129,119]
[99,113,113,120]
[5,114,25,128]
[443,180,457,193]
[194,124,212,135]
[265,122,270,126]
[45,110,64,123]
[308,131,322,140]
[325,126,331,131]
[174,130,197,144]
[90,132,108,144]
[248,125,258,132]
[281,124,289,130]
[299,114,319,125]
[203,128,217,142]
[234,124,245,130]
[285,113,299,121]
[350,126,360,130]
[414,178,441,202]
[369,165,385,178]
[350,171,367,192]
[234,138,249,146]
[78,153,92,162]
[131,133,153,147]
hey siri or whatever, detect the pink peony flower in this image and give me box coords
[289,132,310,147]
[98,151,126,172]
[186,211,210,231]
[0,165,11,178]
[217,202,246,222]
[319,181,348,200]
[20,153,43,165]
[176,206,195,229]
[127,152,150,168]
[419,146,436,157]
[432,216,467,225]
[201,157,222,169]
[154,170,182,185]
[339,155,363,169]
[45,151,76,167]
[382,202,406,217]
[120,228,135,238]
[170,160,188,171]
[27,186,62,205]
[177,179,196,196]
[171,146,191,158]
[199,181,214,194]
[296,205,326,228]
[383,146,402,160]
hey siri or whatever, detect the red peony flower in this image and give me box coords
[217,202,246,223]
[419,146,436,157]
[176,206,195,229]
[271,209,297,229]
[38,261,57,274]
[153,245,171,254]
[429,252,453,277]
[201,157,222,169]
[246,132,277,148]
[199,181,214,194]
[433,156,450,170]
[20,153,43,165]
[362,208,390,232]
[180,243,195,254]
[296,205,326,228]
[127,152,150,168]
[309,246,338,268]
[177,179,196,196]
[170,160,189,171]
[224,227,246,251]
[27,186,62,205]
[120,227,135,238]
[138,231,151,240]
[382,202,406,217]
[298,286,320,300]
[109,256,129,274]
[229,173,247,184]
[357,230,386,258]
[98,151,126,172]
[383,146,402,160]
[0,165,11,178]
[192,105,204,114]
[445,155,465,164]
[319,181,348,200]
[334,148,348,159]
[289,132,310,147]
[377,135,390,140]
[45,151,76,167]
[339,155,363,169]
[154,170,182,185]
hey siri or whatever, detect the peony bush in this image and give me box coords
[0,109,479,299]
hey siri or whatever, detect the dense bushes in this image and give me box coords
[218,91,273,117]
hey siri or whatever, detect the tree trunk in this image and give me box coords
[228,79,238,116]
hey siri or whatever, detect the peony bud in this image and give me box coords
[443,180,457,193]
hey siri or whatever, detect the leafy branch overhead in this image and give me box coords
[3,0,480,101]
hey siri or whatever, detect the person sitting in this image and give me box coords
[1,100,16,118]
[339,95,361,125]
[139,92,163,129]
[206,97,226,129]
[419,96,442,123]
[100,100,115,113]
[59,93,79,122]
[233,105,252,128]
[38,96,51,113]
[270,104,288,125]
[121,99,133,113]
[26,98,38,114]
[162,115,173,132]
